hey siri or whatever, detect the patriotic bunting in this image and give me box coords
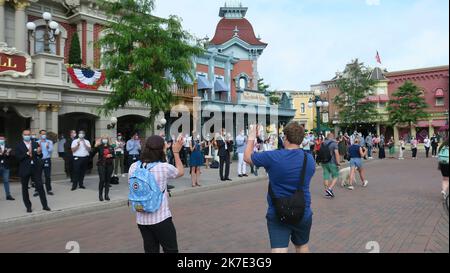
[67,67,106,90]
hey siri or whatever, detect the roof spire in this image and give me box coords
[219,2,248,18]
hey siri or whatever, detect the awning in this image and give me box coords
[378,94,390,102]
[416,121,430,127]
[435,89,444,98]
[368,96,379,102]
[432,120,447,127]
[197,76,212,90]
[214,79,229,92]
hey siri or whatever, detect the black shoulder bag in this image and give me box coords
[269,151,308,225]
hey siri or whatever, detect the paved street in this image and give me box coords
[0,154,448,253]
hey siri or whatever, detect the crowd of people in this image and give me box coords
[0,124,448,254]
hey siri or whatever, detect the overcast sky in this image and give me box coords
[153,0,449,91]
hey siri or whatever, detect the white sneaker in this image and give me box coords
[442,191,448,200]
[122,174,127,177]
[347,186,354,190]
[363,180,368,187]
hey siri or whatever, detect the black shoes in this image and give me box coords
[225,178,232,181]
[238,174,243,177]
[26,208,32,213]
[105,195,110,201]
[47,191,54,196]
[6,195,15,201]
[79,185,86,189]
[33,192,39,197]
[99,195,104,202]
[43,207,51,211]
[243,174,248,177]
[71,187,77,191]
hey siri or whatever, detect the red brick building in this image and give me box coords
[385,66,449,142]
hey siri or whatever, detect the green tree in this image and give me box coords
[258,78,270,92]
[333,59,379,130]
[96,0,203,126]
[68,32,82,65]
[387,81,429,133]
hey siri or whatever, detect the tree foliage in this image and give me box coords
[333,59,379,129]
[68,32,82,65]
[96,0,204,126]
[387,81,429,128]
[258,78,270,92]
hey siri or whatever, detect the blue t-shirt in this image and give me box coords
[349,144,361,158]
[251,149,316,220]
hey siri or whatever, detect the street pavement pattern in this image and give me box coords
[0,154,448,253]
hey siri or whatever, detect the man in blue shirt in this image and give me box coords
[244,122,316,253]
[126,132,141,172]
[34,130,54,196]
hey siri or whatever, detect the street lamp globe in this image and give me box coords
[323,101,329,108]
[42,12,52,21]
[316,101,323,108]
[26,22,36,31]
[54,28,60,36]
[110,117,118,124]
[49,21,59,30]
[308,102,314,109]
[160,118,167,126]
[314,89,321,97]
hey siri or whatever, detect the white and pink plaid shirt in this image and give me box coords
[128,162,179,225]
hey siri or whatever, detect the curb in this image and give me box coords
[0,176,263,229]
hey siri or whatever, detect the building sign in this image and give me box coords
[0,43,32,77]
[241,91,267,105]
[322,113,329,123]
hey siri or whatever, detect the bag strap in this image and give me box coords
[268,150,308,199]
[298,150,308,189]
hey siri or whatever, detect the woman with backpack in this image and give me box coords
[347,137,368,190]
[128,135,184,253]
[93,136,115,202]
[438,138,449,200]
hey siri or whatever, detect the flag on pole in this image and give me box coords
[376,51,382,64]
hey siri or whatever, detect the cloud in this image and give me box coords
[153,0,448,90]
[366,0,381,6]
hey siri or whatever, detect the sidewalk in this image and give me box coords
[0,162,267,228]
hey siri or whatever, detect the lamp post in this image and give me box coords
[26,12,60,53]
[308,89,329,135]
[107,117,117,130]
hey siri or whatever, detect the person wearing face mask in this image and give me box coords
[127,132,142,172]
[216,128,233,181]
[113,133,126,178]
[93,136,115,201]
[189,133,203,187]
[236,130,248,178]
[0,135,15,201]
[64,130,77,184]
[15,129,50,213]
[34,130,54,197]
[71,130,91,191]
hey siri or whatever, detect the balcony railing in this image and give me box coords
[169,82,198,98]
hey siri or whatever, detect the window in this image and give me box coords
[301,103,305,113]
[34,26,57,54]
[436,97,444,106]
[239,77,247,90]
[379,102,386,108]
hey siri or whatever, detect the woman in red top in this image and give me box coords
[93,136,115,201]
[314,135,323,163]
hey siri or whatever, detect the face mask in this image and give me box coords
[0,140,5,145]
[117,136,122,140]
[78,134,85,139]
[23,136,31,142]
[41,135,47,140]
[31,135,36,139]
[102,139,108,144]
